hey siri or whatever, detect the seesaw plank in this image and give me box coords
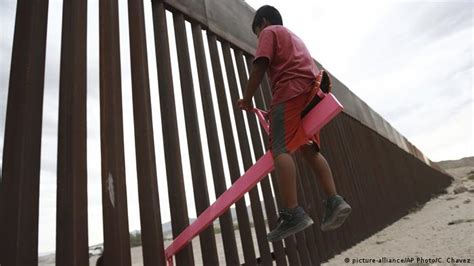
[165,152,274,263]
[165,93,343,264]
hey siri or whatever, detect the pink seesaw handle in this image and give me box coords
[252,108,270,135]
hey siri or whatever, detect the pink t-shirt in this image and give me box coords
[254,25,320,106]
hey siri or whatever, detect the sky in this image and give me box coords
[0,0,472,255]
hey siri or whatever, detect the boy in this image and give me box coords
[237,5,352,242]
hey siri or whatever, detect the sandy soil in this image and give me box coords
[88,224,267,265]
[323,169,474,266]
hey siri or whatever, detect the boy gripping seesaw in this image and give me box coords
[237,5,352,241]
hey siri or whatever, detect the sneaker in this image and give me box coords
[321,195,352,232]
[267,206,314,242]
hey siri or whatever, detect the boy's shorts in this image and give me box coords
[269,86,321,159]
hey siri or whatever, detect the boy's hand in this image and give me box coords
[237,98,253,111]
[238,58,268,112]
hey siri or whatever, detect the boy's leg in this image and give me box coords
[299,144,337,198]
[267,152,314,242]
[299,144,352,231]
[273,153,298,209]
[267,96,315,242]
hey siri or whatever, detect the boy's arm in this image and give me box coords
[238,58,269,111]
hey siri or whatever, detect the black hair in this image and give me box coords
[252,5,283,34]
[96,255,104,266]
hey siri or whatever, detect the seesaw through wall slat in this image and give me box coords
[206,32,257,266]
[244,55,288,266]
[192,23,241,265]
[127,0,166,264]
[222,41,272,266]
[232,49,273,265]
[151,2,194,265]
[172,13,220,265]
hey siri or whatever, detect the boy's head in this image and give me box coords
[252,5,283,37]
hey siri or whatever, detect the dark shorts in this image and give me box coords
[269,87,321,159]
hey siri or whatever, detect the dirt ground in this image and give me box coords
[323,167,474,266]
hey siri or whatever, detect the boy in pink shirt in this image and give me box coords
[238,5,352,242]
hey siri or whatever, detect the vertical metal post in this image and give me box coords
[206,32,257,266]
[232,49,273,265]
[173,13,219,265]
[99,0,131,264]
[320,123,354,253]
[127,0,166,264]
[0,0,49,264]
[292,163,312,266]
[323,117,356,256]
[56,0,88,264]
[294,152,321,265]
[244,55,288,266]
[192,24,240,266]
[151,2,194,265]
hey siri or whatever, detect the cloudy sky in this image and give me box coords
[0,0,472,254]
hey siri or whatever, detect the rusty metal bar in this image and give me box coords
[337,118,368,245]
[206,32,257,266]
[359,122,392,231]
[318,120,347,257]
[323,117,371,262]
[320,131,355,254]
[99,0,132,264]
[320,150,343,256]
[349,117,383,232]
[127,0,166,264]
[172,13,220,265]
[232,49,274,265]
[150,2,194,265]
[332,121,360,249]
[244,55,287,266]
[293,173,312,266]
[310,119,343,263]
[324,117,364,259]
[55,0,88,264]
[161,0,257,55]
[304,156,333,260]
[307,187,330,261]
[192,23,240,265]
[288,152,315,263]
[294,153,321,265]
[0,0,49,264]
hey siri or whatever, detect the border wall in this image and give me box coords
[0,0,452,265]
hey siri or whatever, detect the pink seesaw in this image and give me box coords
[165,90,343,266]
